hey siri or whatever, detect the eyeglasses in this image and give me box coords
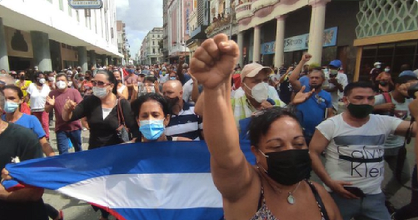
[91,80,110,87]
[315,94,325,104]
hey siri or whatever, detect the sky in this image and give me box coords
[116,0,163,58]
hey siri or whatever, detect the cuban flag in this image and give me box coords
[3,141,255,220]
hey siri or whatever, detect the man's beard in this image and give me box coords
[310,84,322,90]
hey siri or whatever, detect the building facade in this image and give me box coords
[140,27,164,65]
[187,0,211,58]
[0,0,122,72]
[353,0,418,81]
[117,20,130,65]
[167,0,193,63]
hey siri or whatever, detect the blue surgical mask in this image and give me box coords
[170,77,177,80]
[139,119,165,141]
[4,101,19,113]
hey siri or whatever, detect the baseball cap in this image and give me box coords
[399,70,417,77]
[329,60,342,68]
[241,63,273,82]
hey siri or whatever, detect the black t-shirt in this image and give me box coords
[279,77,293,105]
[70,96,140,149]
[0,123,48,220]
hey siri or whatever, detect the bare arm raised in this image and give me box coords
[190,34,257,201]
[289,53,312,92]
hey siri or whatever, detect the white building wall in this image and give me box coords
[0,0,121,56]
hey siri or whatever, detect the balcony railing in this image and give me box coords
[205,13,236,36]
[236,2,253,21]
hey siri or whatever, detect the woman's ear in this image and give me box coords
[164,114,171,126]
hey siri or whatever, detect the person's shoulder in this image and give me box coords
[7,123,36,136]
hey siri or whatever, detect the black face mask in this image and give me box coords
[19,75,25,80]
[259,149,311,186]
[379,81,388,86]
[117,80,122,84]
[347,103,374,119]
[164,96,180,113]
[85,77,91,81]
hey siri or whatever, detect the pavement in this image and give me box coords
[43,120,418,220]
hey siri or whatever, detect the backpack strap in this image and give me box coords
[382,92,395,116]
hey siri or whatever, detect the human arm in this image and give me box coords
[177,56,185,83]
[121,86,129,100]
[0,184,44,202]
[44,95,55,113]
[190,34,256,200]
[191,76,200,103]
[309,129,358,199]
[62,96,88,122]
[121,99,140,139]
[289,54,311,92]
[327,107,335,118]
[39,137,55,157]
[311,182,343,220]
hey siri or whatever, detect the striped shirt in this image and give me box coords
[165,102,203,140]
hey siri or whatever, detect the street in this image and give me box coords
[42,120,418,220]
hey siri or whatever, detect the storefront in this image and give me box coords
[353,0,418,81]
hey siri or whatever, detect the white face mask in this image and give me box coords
[38,78,46,84]
[244,82,268,103]
[92,86,108,98]
[48,77,55,82]
[56,81,67,90]
[385,68,390,72]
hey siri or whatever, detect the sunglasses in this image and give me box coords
[91,80,110,87]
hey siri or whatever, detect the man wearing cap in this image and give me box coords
[370,62,382,83]
[289,53,334,144]
[324,60,348,112]
[231,62,284,130]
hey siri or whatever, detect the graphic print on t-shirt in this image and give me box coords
[333,135,385,178]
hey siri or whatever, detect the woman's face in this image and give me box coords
[113,71,121,81]
[252,116,307,168]
[3,88,22,105]
[92,73,113,93]
[137,100,169,125]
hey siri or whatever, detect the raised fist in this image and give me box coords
[189,34,239,90]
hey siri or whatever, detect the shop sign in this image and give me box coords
[68,0,103,9]
[261,41,275,55]
[284,27,338,52]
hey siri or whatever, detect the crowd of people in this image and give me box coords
[0,33,418,220]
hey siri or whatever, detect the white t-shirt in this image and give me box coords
[374,93,412,149]
[323,72,348,110]
[316,114,402,194]
[183,79,194,103]
[26,83,51,112]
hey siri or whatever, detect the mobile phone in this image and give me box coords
[344,187,366,198]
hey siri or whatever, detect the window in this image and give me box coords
[153,48,155,54]
[59,0,64,11]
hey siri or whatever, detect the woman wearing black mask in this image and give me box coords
[113,70,128,99]
[191,34,341,220]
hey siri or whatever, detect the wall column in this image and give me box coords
[307,0,329,64]
[0,18,9,72]
[253,25,261,63]
[237,31,244,66]
[31,31,52,71]
[77,46,88,72]
[102,54,108,66]
[274,15,286,68]
[89,50,97,69]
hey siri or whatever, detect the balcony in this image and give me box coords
[205,14,238,37]
[236,2,253,23]
[252,0,278,18]
[190,25,208,40]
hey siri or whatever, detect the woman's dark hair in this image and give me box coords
[131,93,169,119]
[248,107,301,148]
[85,70,92,76]
[33,71,45,81]
[96,70,117,95]
[2,85,24,100]
[144,76,156,83]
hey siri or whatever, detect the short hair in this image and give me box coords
[0,90,4,110]
[248,107,301,148]
[95,70,117,95]
[2,85,24,100]
[395,75,417,85]
[131,93,169,119]
[56,73,67,81]
[310,69,325,79]
[343,81,374,96]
